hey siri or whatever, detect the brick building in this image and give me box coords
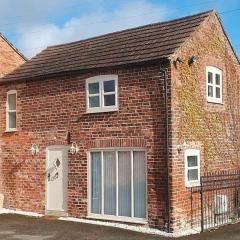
[0,32,26,212]
[0,33,26,77]
[0,10,239,233]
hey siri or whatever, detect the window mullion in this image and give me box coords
[100,81,103,108]
[213,74,217,99]
[131,150,134,218]
[103,92,115,96]
[220,75,222,99]
[87,84,90,109]
[116,151,119,217]
[188,166,198,170]
[89,93,100,97]
[101,151,104,215]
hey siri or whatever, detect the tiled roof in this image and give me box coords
[2,10,213,81]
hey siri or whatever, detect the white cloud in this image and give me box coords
[16,0,169,58]
[0,0,67,25]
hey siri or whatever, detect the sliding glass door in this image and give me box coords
[90,150,147,220]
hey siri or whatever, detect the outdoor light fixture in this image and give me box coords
[69,142,79,155]
[176,57,184,64]
[31,144,39,155]
[189,56,199,65]
[177,141,187,153]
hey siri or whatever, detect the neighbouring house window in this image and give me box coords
[86,75,118,113]
[6,90,17,131]
[90,150,147,221]
[206,66,222,104]
[185,149,200,187]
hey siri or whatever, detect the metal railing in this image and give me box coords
[191,170,240,232]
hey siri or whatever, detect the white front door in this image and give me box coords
[46,146,68,212]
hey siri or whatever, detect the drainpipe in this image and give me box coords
[160,64,171,233]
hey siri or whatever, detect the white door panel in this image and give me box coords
[46,147,68,212]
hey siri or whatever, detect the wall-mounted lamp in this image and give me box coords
[176,57,184,64]
[69,142,79,155]
[189,56,199,65]
[31,144,39,155]
[67,131,71,145]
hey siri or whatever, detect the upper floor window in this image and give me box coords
[86,75,118,113]
[185,149,200,187]
[6,90,17,131]
[206,66,222,104]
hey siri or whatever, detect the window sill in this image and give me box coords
[207,99,223,105]
[87,214,147,224]
[186,182,200,188]
[5,129,17,133]
[85,107,119,114]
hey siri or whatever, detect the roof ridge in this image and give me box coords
[0,32,27,61]
[47,9,214,49]
[1,9,216,82]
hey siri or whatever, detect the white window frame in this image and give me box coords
[87,148,147,224]
[86,75,118,113]
[184,149,200,187]
[206,66,223,104]
[6,90,17,132]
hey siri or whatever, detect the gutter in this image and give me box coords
[159,64,171,233]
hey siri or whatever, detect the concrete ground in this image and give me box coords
[0,214,240,240]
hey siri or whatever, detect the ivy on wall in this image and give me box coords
[176,22,240,171]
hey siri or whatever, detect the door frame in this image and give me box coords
[45,145,69,214]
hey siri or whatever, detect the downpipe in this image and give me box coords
[160,65,171,233]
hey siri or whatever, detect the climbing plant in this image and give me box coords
[176,25,240,171]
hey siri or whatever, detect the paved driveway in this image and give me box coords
[0,214,240,240]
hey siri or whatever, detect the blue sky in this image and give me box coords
[0,0,239,58]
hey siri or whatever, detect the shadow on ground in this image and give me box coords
[0,214,240,240]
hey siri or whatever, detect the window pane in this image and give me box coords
[104,94,115,106]
[208,86,213,97]
[89,82,99,94]
[103,80,115,93]
[8,94,16,110]
[91,152,102,214]
[89,96,100,108]
[216,74,220,85]
[208,72,213,84]
[103,152,116,215]
[118,151,131,217]
[188,169,198,181]
[133,151,146,218]
[216,87,221,99]
[187,156,198,167]
[8,112,16,129]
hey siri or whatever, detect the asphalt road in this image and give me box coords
[0,214,240,240]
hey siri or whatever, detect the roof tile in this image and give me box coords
[2,10,212,81]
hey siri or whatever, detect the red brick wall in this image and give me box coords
[0,62,170,230]
[0,35,26,209]
[170,12,240,231]
[0,35,25,78]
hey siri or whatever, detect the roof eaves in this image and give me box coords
[0,56,170,83]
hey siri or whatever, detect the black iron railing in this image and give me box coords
[191,170,240,232]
